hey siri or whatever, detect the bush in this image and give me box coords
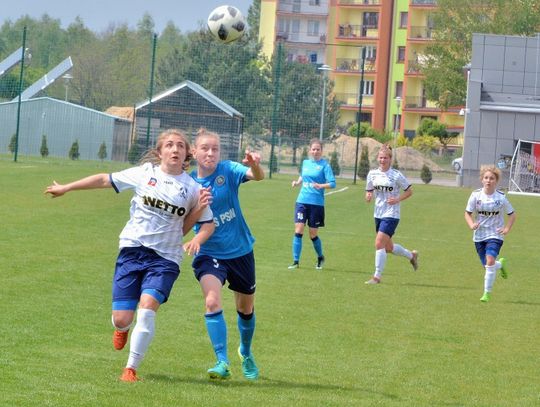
[68,140,80,160]
[412,135,440,155]
[298,147,308,173]
[421,164,432,184]
[269,150,278,174]
[128,142,140,164]
[393,154,399,170]
[40,135,49,158]
[329,150,340,176]
[8,134,16,153]
[98,142,107,161]
[357,145,370,180]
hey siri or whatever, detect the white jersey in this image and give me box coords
[366,167,411,219]
[110,162,213,265]
[465,188,514,242]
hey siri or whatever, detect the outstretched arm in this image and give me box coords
[243,150,265,181]
[183,221,215,256]
[44,173,111,198]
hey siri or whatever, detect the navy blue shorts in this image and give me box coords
[294,202,325,228]
[375,218,400,237]
[192,251,256,295]
[112,246,180,310]
[474,238,503,266]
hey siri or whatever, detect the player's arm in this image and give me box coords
[292,176,303,187]
[183,221,215,256]
[182,187,213,235]
[44,173,111,198]
[243,150,265,181]
[500,211,516,235]
[464,211,479,230]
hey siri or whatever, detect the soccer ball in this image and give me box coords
[207,5,246,43]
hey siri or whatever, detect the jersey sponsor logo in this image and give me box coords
[478,210,500,216]
[142,195,186,216]
[374,185,394,192]
[147,177,157,186]
[213,207,236,227]
[215,175,226,186]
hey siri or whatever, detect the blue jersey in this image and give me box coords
[191,160,255,259]
[296,158,336,206]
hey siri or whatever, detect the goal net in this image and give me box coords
[508,139,540,196]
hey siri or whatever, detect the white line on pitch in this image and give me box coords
[325,186,349,196]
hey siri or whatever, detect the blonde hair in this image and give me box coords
[378,143,393,158]
[139,129,192,170]
[479,165,501,182]
[194,127,220,147]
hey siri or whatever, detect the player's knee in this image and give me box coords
[112,313,134,330]
[205,297,222,313]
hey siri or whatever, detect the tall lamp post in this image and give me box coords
[62,73,73,101]
[318,64,332,141]
[393,96,401,151]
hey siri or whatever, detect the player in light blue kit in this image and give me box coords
[289,138,336,270]
[185,128,264,380]
[465,165,516,302]
[45,129,214,382]
[364,144,418,285]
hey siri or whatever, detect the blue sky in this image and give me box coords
[1,0,253,33]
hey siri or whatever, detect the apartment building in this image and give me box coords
[258,0,464,138]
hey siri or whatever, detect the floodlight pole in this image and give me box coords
[353,47,366,184]
[14,26,27,163]
[145,33,158,149]
[318,64,332,141]
[269,41,283,179]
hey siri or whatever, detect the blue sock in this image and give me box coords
[311,236,323,257]
[205,310,228,364]
[293,233,303,262]
[237,311,255,357]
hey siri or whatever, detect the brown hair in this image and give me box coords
[139,128,192,170]
[479,164,501,182]
[309,138,323,149]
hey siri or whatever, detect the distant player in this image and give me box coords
[44,129,214,382]
[288,138,336,270]
[465,165,516,302]
[185,128,264,380]
[364,144,418,284]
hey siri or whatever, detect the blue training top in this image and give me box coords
[191,160,255,259]
[296,158,336,206]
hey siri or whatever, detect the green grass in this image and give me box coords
[2,158,539,406]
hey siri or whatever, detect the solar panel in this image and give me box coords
[0,47,23,77]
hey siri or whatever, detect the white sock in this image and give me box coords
[126,308,156,370]
[374,249,386,279]
[392,243,412,259]
[484,265,497,293]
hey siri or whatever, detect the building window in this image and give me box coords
[309,0,320,5]
[307,20,319,36]
[364,45,377,61]
[400,12,408,29]
[397,46,406,63]
[363,80,375,96]
[395,81,403,98]
[363,12,379,27]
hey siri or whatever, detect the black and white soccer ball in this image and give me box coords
[207,5,246,43]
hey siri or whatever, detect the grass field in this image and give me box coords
[2,157,539,407]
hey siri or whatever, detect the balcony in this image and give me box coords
[409,26,434,40]
[411,0,437,5]
[406,59,422,74]
[335,57,376,73]
[338,24,379,39]
[335,92,374,107]
[338,0,381,5]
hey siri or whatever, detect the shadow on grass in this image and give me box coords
[144,373,400,400]
[507,300,540,306]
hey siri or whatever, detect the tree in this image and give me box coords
[393,154,399,170]
[421,164,433,184]
[40,135,49,158]
[417,118,454,154]
[298,146,308,173]
[98,141,107,161]
[424,0,540,108]
[329,150,341,176]
[128,142,140,164]
[8,133,16,153]
[68,140,80,160]
[357,144,370,180]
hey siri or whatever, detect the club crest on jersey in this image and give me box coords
[148,177,157,186]
[215,175,226,187]
[177,186,187,199]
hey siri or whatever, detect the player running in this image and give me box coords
[364,144,418,284]
[465,165,516,302]
[44,129,214,382]
[288,138,336,270]
[184,128,264,380]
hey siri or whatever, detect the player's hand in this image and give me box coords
[365,192,372,202]
[497,226,510,235]
[471,222,479,230]
[183,240,200,256]
[197,187,213,209]
[387,196,400,205]
[44,181,67,198]
[242,150,261,167]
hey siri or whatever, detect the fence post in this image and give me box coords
[14,26,27,163]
